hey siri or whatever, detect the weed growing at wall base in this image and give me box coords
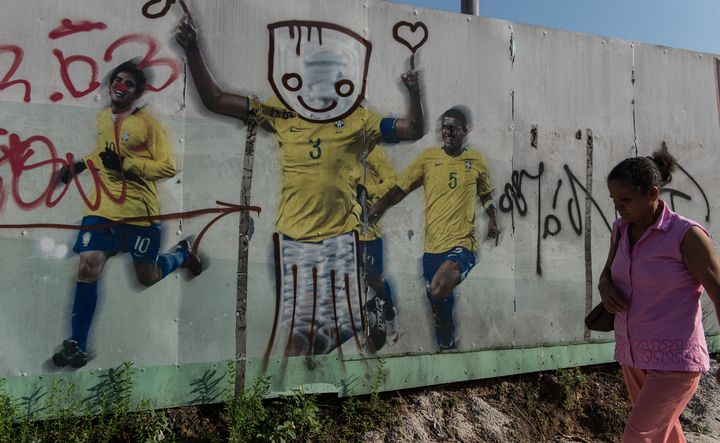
[225,361,271,442]
[0,362,173,442]
[0,379,17,442]
[224,361,329,442]
[0,359,403,442]
[222,358,398,442]
[557,367,590,411]
[340,358,400,439]
[263,387,327,442]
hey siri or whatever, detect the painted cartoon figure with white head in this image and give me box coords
[175,13,424,356]
[268,21,371,123]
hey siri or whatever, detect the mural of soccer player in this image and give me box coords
[369,107,499,350]
[174,15,424,355]
[357,146,399,350]
[51,61,202,368]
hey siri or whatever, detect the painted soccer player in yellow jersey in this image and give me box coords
[51,61,202,369]
[175,15,424,355]
[357,147,399,350]
[370,107,499,350]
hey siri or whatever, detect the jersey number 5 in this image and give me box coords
[449,171,458,189]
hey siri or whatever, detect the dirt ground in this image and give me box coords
[357,360,720,443]
[166,359,720,442]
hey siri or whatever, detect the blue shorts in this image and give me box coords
[73,216,162,264]
[360,238,384,279]
[422,246,476,286]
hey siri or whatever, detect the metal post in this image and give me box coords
[460,0,479,16]
[235,110,258,395]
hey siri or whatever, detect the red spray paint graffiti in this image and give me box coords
[0,18,180,103]
[0,126,261,257]
[48,18,108,39]
[0,46,31,103]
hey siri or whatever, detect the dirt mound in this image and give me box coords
[159,359,720,442]
[358,361,720,443]
[683,361,720,443]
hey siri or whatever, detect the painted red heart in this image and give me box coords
[392,21,429,54]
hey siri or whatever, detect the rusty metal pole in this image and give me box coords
[235,110,258,395]
[460,0,479,15]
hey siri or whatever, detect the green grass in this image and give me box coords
[0,359,400,442]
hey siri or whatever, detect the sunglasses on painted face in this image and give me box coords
[111,77,137,89]
[442,124,464,134]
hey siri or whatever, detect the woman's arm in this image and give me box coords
[597,229,628,313]
[682,225,720,383]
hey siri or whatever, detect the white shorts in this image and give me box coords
[278,231,364,355]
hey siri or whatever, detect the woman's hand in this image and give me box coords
[598,271,628,313]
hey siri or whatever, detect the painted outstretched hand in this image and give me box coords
[401,69,420,95]
[99,147,122,171]
[487,218,500,246]
[174,12,198,50]
[55,160,86,186]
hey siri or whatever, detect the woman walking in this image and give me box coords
[599,147,720,442]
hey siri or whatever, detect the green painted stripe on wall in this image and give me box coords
[2,361,232,420]
[3,336,718,419]
[247,341,617,396]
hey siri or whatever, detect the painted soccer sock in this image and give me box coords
[70,280,98,352]
[157,247,189,278]
[430,293,456,349]
[382,281,396,320]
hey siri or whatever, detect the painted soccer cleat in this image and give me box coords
[52,339,88,368]
[178,237,202,277]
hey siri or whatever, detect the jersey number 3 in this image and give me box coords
[309,138,322,159]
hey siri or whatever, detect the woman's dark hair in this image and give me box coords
[108,61,147,96]
[607,144,677,193]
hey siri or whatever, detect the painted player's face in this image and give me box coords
[441,116,467,152]
[109,71,140,112]
[268,22,371,123]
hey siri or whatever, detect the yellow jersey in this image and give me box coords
[358,146,397,241]
[83,107,176,226]
[252,97,384,242]
[397,146,493,253]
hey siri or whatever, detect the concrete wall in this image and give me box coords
[1,0,718,412]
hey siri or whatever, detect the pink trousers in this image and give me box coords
[622,365,701,443]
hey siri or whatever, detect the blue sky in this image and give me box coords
[386,0,720,55]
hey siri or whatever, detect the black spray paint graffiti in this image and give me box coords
[141,0,189,20]
[659,141,710,223]
[662,164,710,223]
[498,161,709,276]
[499,161,610,276]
